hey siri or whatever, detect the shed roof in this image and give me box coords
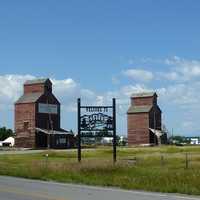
[127,105,152,114]
[15,92,43,104]
[131,92,156,98]
[24,78,51,85]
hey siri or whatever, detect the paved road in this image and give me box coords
[0,176,199,200]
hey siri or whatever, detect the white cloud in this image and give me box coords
[52,78,77,92]
[157,83,200,106]
[163,56,200,81]
[182,121,194,129]
[123,69,154,82]
[120,84,151,97]
[111,76,120,85]
[159,71,179,81]
[0,74,35,106]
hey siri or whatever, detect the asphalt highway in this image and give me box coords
[0,176,199,200]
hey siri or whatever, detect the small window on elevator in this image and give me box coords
[24,121,29,131]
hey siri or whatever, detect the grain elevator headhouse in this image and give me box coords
[15,78,74,148]
[127,92,167,146]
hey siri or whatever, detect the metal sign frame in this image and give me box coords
[77,98,116,163]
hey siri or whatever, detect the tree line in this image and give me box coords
[0,127,14,141]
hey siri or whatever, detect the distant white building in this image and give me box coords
[185,137,200,145]
[101,137,113,144]
[190,138,199,145]
[119,136,128,145]
[0,137,15,147]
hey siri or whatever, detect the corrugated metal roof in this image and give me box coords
[149,128,164,137]
[24,78,50,85]
[131,92,156,98]
[15,92,43,104]
[127,105,152,114]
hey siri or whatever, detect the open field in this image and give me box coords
[0,146,200,195]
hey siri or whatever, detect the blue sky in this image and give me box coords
[0,0,200,136]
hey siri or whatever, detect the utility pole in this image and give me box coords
[113,98,116,163]
[171,128,174,144]
[47,98,53,149]
[154,109,156,145]
[77,98,81,162]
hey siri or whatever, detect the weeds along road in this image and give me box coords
[0,176,199,200]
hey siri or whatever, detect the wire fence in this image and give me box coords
[119,152,200,169]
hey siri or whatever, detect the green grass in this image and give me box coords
[0,146,200,195]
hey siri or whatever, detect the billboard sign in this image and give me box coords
[38,103,58,114]
[77,98,116,163]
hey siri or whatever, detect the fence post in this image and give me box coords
[45,153,48,170]
[185,153,189,169]
[160,154,164,166]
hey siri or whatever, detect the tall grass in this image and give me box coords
[0,146,200,195]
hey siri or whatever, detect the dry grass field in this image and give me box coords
[0,146,200,195]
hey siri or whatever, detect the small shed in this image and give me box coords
[0,137,15,147]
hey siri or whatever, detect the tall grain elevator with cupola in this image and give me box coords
[15,78,74,148]
[127,92,167,146]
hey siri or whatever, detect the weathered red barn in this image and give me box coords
[127,92,167,146]
[15,78,75,148]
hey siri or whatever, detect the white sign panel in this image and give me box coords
[38,103,58,114]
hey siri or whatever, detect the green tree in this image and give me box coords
[169,135,189,144]
[0,127,14,141]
